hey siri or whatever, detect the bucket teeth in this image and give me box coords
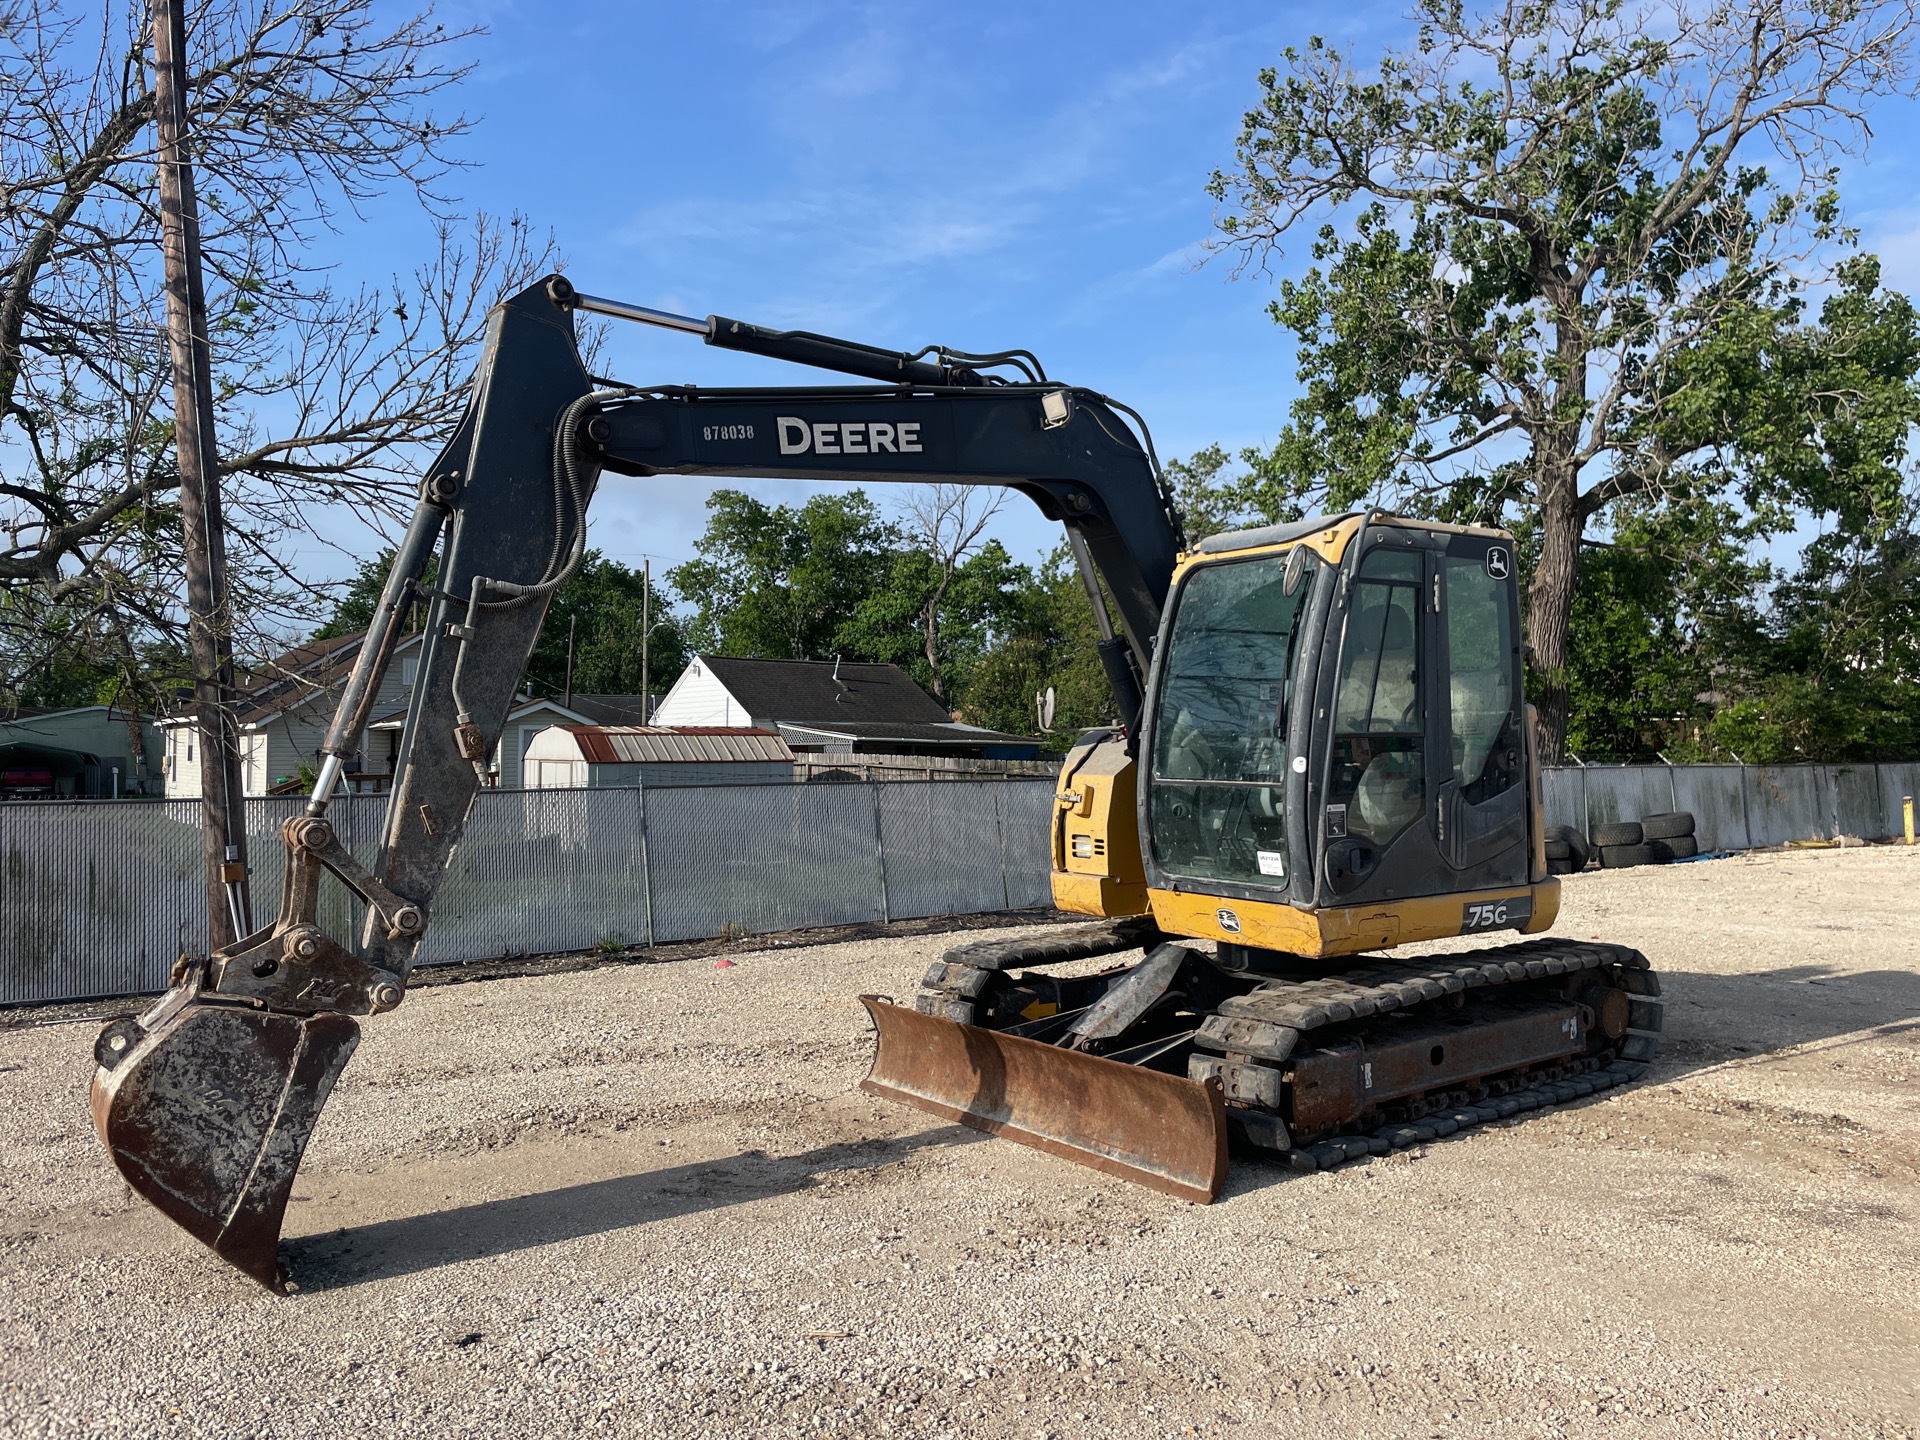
[91,995,359,1292]
[859,995,1226,1203]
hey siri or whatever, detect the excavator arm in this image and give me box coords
[89,276,1190,1290]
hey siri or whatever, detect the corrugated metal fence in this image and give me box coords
[0,779,1055,1006]
[1542,761,1920,852]
[6,764,1916,1006]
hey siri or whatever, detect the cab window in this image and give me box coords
[1445,554,1520,802]
[1147,553,1305,886]
[1327,547,1424,845]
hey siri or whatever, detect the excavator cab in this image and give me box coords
[1050,514,1550,950]
[1144,517,1542,938]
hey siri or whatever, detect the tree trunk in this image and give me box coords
[921,576,951,703]
[1525,288,1592,768]
[1528,440,1582,765]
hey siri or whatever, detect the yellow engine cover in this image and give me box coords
[1049,735,1150,918]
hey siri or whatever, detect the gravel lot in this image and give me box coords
[1,845,1917,1439]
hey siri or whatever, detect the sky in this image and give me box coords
[287,0,1920,595]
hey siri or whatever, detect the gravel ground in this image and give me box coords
[1,846,1916,1439]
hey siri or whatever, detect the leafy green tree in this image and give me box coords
[1706,502,1920,761]
[312,549,437,640]
[1207,0,1920,759]
[1553,500,1767,759]
[956,545,1119,749]
[669,487,1113,741]
[314,548,681,702]
[1162,445,1269,540]
[895,486,1006,701]
[669,490,901,662]
[527,553,685,702]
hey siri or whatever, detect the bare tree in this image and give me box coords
[901,484,1003,703]
[0,0,559,707]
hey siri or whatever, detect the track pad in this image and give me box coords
[91,995,359,1292]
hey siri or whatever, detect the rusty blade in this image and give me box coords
[859,995,1227,1203]
[91,991,359,1292]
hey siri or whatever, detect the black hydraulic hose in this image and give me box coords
[446,389,629,745]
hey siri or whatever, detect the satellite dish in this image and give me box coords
[1036,686,1057,732]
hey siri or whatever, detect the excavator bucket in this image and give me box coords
[90,983,359,1292]
[859,996,1227,1203]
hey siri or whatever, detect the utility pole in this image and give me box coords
[564,614,576,709]
[640,557,650,723]
[153,0,251,949]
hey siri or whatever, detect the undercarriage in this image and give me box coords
[864,920,1661,1194]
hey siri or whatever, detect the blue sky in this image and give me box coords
[296,0,1920,589]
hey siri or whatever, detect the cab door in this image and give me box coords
[1313,524,1529,908]
[1315,531,1440,903]
[1431,534,1529,889]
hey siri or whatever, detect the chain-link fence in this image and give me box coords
[0,778,1057,1005]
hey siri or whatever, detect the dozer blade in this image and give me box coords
[859,995,1227,1203]
[91,987,359,1292]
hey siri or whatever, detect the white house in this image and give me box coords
[651,655,1040,760]
[160,632,427,798]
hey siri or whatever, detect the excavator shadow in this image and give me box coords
[1623,962,1920,1070]
[283,1125,987,1292]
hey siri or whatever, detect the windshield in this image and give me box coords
[1148,552,1308,887]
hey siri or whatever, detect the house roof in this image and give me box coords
[692,655,954,726]
[229,632,365,723]
[162,629,424,728]
[777,720,1039,748]
[1,704,140,725]
[554,726,794,766]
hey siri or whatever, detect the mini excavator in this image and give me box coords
[91,278,1662,1290]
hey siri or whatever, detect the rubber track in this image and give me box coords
[930,916,1161,976]
[1200,939,1663,1163]
[1209,938,1649,1031]
[1282,1055,1651,1172]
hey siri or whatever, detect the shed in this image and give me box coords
[523,726,796,789]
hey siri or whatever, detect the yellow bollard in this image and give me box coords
[1907,795,1916,846]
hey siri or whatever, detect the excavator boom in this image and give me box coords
[90,276,1208,1289]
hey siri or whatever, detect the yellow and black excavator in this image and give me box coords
[91,277,1661,1290]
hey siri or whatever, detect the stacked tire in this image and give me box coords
[1589,812,1697,869]
[1641,810,1699,861]
[1544,824,1590,876]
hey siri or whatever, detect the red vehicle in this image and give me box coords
[0,767,55,799]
